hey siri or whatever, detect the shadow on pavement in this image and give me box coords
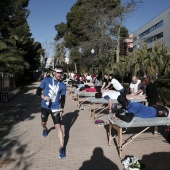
[0,82,41,170]
[139,152,170,170]
[79,147,119,170]
[62,110,79,150]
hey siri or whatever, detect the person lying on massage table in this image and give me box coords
[95,90,146,113]
[113,94,169,122]
[72,82,95,89]
[101,90,146,100]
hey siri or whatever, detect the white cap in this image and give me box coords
[53,68,63,72]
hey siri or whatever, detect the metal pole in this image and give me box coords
[91,49,95,74]
[92,55,94,74]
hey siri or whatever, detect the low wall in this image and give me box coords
[0,87,21,102]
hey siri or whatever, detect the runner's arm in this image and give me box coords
[36,87,43,96]
[60,95,66,109]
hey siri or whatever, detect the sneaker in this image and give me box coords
[128,161,140,170]
[59,148,65,159]
[128,160,145,170]
[122,157,130,169]
[42,128,48,137]
[128,156,139,166]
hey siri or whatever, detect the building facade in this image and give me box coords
[133,7,170,50]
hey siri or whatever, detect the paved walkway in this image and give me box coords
[0,82,170,170]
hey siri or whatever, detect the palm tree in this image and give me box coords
[133,43,150,77]
[116,55,128,82]
[152,42,170,78]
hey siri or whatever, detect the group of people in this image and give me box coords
[106,76,169,122]
[36,66,169,159]
[129,76,159,106]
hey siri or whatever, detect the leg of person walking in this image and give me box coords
[52,111,65,158]
[41,108,49,137]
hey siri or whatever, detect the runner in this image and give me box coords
[36,65,66,158]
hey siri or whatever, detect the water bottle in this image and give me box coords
[46,101,50,106]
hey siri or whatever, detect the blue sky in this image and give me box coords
[27,0,170,56]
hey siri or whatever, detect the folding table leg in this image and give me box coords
[109,123,112,146]
[117,127,122,159]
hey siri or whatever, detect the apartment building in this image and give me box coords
[133,7,170,50]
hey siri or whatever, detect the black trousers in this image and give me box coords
[152,105,169,117]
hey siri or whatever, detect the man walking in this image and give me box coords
[36,65,66,158]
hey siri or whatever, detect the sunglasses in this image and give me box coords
[56,72,63,74]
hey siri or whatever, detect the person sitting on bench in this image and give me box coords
[114,94,169,122]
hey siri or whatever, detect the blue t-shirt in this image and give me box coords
[39,77,66,110]
[127,101,156,118]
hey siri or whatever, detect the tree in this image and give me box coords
[54,0,121,70]
[0,0,44,84]
[152,42,170,78]
[54,42,66,66]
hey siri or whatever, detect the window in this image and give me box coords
[138,20,163,39]
[144,32,163,43]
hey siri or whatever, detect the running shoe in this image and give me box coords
[59,148,65,159]
[42,128,48,137]
[128,160,145,170]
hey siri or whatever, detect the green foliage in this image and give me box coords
[0,0,44,84]
[154,79,170,89]
[157,87,170,107]
[115,42,170,79]
[121,82,130,93]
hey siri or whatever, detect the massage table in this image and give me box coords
[86,97,147,123]
[67,87,78,100]
[107,113,170,159]
[74,90,96,108]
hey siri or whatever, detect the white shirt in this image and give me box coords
[70,72,75,79]
[129,79,141,93]
[102,91,120,99]
[111,78,123,91]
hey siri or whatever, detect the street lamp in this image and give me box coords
[91,49,95,74]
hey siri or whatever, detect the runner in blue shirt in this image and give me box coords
[36,65,66,158]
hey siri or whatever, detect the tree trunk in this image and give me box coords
[74,62,77,73]
[116,18,122,63]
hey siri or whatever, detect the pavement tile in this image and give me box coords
[0,82,170,170]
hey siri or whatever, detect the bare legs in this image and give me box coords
[41,122,47,130]
[55,124,64,148]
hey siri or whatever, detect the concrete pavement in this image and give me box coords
[0,82,170,170]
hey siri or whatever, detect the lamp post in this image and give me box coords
[91,49,95,74]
